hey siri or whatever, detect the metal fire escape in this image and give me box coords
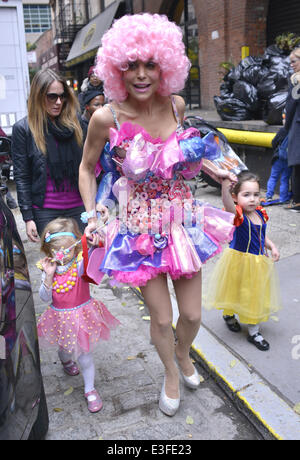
[52,0,88,70]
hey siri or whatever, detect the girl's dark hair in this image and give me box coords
[232,170,260,195]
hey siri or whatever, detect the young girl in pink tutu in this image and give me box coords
[37,217,120,413]
[79,13,236,416]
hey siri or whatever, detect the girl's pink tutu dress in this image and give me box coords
[95,99,235,287]
[37,254,120,357]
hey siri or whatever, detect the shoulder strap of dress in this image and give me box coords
[171,95,182,129]
[106,104,121,131]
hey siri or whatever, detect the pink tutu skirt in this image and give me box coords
[100,204,235,287]
[37,298,120,357]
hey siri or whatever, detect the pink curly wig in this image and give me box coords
[95,13,191,102]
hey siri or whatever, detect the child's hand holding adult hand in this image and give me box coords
[217,169,237,185]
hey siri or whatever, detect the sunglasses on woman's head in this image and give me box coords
[46,92,67,102]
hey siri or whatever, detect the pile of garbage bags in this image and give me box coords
[214,45,292,124]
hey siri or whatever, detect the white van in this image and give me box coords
[0,1,29,136]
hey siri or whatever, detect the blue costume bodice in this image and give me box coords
[229,209,266,255]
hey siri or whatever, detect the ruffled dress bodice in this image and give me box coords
[95,106,235,287]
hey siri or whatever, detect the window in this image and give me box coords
[23,4,52,33]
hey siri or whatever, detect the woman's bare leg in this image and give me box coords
[173,270,202,377]
[140,274,179,398]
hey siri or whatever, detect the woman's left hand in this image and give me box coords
[25,220,40,243]
[215,169,237,185]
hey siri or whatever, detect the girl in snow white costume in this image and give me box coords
[79,14,237,416]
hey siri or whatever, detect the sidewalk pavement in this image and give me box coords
[9,173,300,440]
[12,201,262,441]
[183,110,300,437]
[134,180,300,440]
[191,181,300,440]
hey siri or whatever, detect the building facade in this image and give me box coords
[29,0,300,108]
[23,0,51,44]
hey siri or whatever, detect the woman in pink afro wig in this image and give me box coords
[95,13,191,102]
[80,13,236,418]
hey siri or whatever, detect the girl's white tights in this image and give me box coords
[248,324,263,342]
[58,349,95,394]
[77,353,95,394]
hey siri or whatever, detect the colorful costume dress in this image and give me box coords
[37,253,120,357]
[96,99,235,287]
[204,206,282,324]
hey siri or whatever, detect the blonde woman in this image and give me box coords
[11,69,85,241]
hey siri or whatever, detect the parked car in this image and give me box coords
[0,181,48,439]
[0,134,18,210]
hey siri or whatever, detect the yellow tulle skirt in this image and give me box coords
[204,248,282,324]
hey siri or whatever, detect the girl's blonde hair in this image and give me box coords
[27,69,82,153]
[290,47,300,85]
[40,217,82,259]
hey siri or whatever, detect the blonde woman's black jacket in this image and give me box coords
[11,116,47,222]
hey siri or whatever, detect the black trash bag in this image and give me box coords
[242,65,264,86]
[268,56,287,67]
[257,74,277,98]
[238,56,263,71]
[263,91,288,125]
[269,57,291,74]
[220,81,233,97]
[263,44,286,60]
[257,66,270,82]
[227,57,262,86]
[233,81,259,111]
[268,64,290,92]
[273,73,289,92]
[226,67,242,84]
[214,95,252,121]
[183,116,228,142]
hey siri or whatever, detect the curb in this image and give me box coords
[131,287,300,440]
[170,293,300,441]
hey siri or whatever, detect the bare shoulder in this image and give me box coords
[92,104,114,128]
[88,104,115,141]
[172,94,186,120]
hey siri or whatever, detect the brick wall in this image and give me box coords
[194,0,269,108]
[131,0,271,108]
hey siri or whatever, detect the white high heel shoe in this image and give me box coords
[159,378,180,416]
[181,365,201,390]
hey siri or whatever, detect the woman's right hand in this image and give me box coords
[96,203,109,223]
[85,218,98,243]
[25,220,39,242]
[84,204,109,246]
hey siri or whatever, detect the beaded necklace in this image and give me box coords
[245,212,265,255]
[52,257,78,294]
